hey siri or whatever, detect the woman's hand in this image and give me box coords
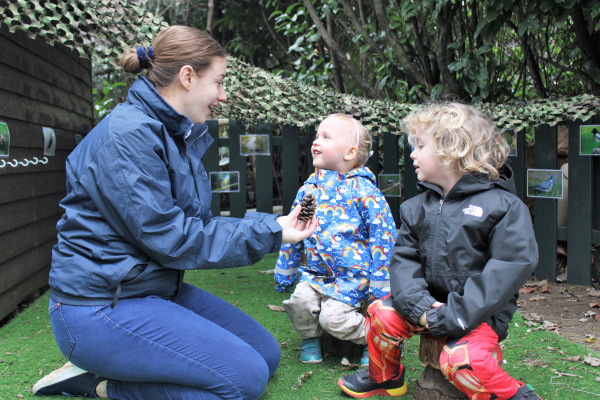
[277,204,317,243]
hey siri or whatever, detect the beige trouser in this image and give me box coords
[283,281,366,345]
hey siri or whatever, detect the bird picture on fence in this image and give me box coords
[43,127,56,156]
[240,134,270,156]
[378,174,402,197]
[527,169,563,199]
[579,125,600,156]
[0,121,9,157]
[210,171,240,193]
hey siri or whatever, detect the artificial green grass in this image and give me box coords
[1,252,599,399]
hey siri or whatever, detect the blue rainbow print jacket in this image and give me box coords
[275,168,398,307]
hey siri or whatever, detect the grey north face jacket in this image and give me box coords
[390,166,538,340]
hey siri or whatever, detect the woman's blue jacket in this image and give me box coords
[49,77,282,305]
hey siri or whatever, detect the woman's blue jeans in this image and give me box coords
[49,283,280,400]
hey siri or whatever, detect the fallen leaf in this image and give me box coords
[587,289,600,298]
[523,279,547,288]
[540,284,550,293]
[259,269,274,275]
[584,310,597,317]
[341,357,351,366]
[529,296,547,302]
[268,304,285,312]
[583,354,600,367]
[585,337,597,343]
[535,320,560,333]
[567,355,581,362]
[519,287,536,294]
[590,302,600,308]
[292,371,313,389]
[522,313,544,323]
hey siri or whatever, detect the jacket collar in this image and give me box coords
[127,76,199,139]
[308,167,376,186]
[417,165,517,198]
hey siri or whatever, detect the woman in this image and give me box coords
[32,25,316,400]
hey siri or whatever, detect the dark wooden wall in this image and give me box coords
[0,25,93,321]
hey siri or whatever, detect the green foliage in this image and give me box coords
[6,0,599,136]
[92,81,127,120]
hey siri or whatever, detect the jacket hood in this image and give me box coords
[127,76,195,139]
[418,165,516,198]
[307,167,376,186]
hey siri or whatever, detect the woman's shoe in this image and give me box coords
[300,337,323,363]
[32,362,103,398]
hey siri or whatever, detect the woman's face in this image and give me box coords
[182,57,227,124]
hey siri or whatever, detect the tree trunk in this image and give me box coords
[413,335,467,400]
[206,0,215,34]
[326,13,345,93]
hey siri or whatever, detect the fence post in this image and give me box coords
[255,123,273,213]
[592,116,600,285]
[228,120,247,218]
[366,129,379,175]
[567,119,593,285]
[205,120,221,217]
[281,125,300,214]
[403,136,418,200]
[532,124,557,282]
[383,131,400,225]
[506,129,527,201]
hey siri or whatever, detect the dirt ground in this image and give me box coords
[517,279,600,354]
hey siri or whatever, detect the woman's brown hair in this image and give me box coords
[119,25,226,89]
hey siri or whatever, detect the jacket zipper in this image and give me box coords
[184,127,202,200]
[430,198,444,283]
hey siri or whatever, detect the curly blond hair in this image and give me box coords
[402,102,508,180]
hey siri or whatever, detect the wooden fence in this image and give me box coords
[204,118,600,287]
[0,26,93,321]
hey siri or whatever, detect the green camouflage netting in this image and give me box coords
[220,58,600,133]
[2,0,599,134]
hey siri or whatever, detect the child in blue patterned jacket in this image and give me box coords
[275,114,397,365]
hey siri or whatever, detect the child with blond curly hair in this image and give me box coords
[339,103,541,399]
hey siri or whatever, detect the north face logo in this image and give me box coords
[463,205,483,217]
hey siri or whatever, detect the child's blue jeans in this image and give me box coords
[49,282,280,400]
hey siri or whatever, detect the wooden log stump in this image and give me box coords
[413,335,468,400]
[322,331,363,361]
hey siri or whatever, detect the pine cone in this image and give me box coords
[298,193,316,221]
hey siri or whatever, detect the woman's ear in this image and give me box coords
[178,65,194,91]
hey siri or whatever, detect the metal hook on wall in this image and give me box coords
[7,159,19,167]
